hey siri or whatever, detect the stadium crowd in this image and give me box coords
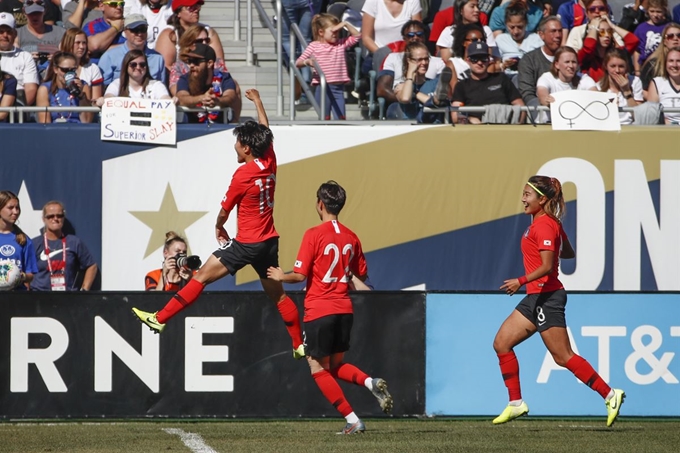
[0,0,678,124]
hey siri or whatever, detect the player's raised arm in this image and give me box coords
[244,88,269,129]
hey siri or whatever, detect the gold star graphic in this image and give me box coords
[130,184,209,258]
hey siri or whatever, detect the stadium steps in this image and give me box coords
[200,0,367,121]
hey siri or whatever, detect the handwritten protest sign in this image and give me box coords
[101,97,177,145]
[550,90,621,131]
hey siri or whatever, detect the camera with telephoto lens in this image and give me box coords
[173,253,202,270]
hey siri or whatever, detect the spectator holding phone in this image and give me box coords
[495,2,543,81]
[36,51,94,123]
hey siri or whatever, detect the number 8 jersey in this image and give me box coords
[293,219,368,322]
[221,145,278,244]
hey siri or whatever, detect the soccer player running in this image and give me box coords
[493,175,625,426]
[267,181,393,434]
[132,88,305,359]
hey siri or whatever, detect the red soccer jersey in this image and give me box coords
[293,220,368,322]
[220,146,279,244]
[520,214,565,294]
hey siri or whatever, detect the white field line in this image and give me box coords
[163,428,218,453]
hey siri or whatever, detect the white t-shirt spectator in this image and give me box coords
[537,71,597,122]
[78,62,104,87]
[651,76,680,124]
[384,53,446,87]
[362,0,422,48]
[105,79,170,99]
[435,25,496,50]
[0,47,39,90]
[449,56,471,80]
[596,76,643,125]
[126,0,173,50]
[494,32,544,74]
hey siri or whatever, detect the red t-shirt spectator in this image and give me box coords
[429,6,489,43]
[578,33,639,82]
[293,220,368,322]
[221,146,279,244]
[521,214,565,294]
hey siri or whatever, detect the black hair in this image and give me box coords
[232,120,274,158]
[453,23,485,58]
[401,20,427,37]
[317,180,346,216]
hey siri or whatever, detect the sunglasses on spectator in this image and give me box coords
[128,26,148,34]
[186,57,206,65]
[468,56,490,63]
[103,1,125,7]
[128,61,147,69]
[25,0,45,6]
[464,37,482,43]
[587,5,606,13]
[194,37,211,44]
[183,4,201,12]
[58,66,78,72]
[666,33,680,39]
[408,56,430,63]
[598,28,613,36]
[45,214,65,220]
[405,31,424,38]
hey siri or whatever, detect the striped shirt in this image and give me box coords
[296,36,360,85]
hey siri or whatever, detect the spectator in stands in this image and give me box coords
[98,14,166,85]
[591,48,644,124]
[0,191,37,291]
[97,49,171,102]
[36,51,95,123]
[0,69,17,121]
[449,23,488,81]
[640,22,680,91]
[645,46,680,124]
[386,42,452,123]
[518,16,562,119]
[619,0,648,33]
[429,0,489,48]
[176,43,240,123]
[378,20,449,110]
[578,14,638,81]
[0,12,39,106]
[144,231,194,291]
[632,0,669,74]
[296,14,360,120]
[59,28,104,101]
[155,0,224,72]
[16,1,65,76]
[537,46,596,121]
[0,0,27,28]
[281,0,321,104]
[451,41,525,123]
[436,0,496,62]
[494,1,543,79]
[557,0,589,44]
[565,0,622,52]
[31,201,98,292]
[62,0,102,29]
[84,0,126,62]
[126,0,173,49]
[361,0,422,73]
[675,4,680,23]
[489,0,544,37]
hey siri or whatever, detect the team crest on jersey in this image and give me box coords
[0,245,16,257]
[294,260,302,268]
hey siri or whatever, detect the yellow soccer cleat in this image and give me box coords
[606,388,626,427]
[493,401,529,425]
[132,308,165,334]
[293,344,306,360]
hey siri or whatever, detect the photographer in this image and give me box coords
[145,231,199,291]
[36,51,94,123]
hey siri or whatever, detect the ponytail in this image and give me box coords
[527,175,566,222]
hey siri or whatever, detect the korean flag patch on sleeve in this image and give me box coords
[543,240,552,246]
[294,260,302,268]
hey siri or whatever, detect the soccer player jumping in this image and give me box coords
[132,89,304,359]
[494,175,625,426]
[267,181,393,434]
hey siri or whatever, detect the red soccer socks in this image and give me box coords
[566,354,612,399]
[330,363,370,386]
[155,279,205,324]
[312,369,353,417]
[498,351,522,402]
[276,296,303,349]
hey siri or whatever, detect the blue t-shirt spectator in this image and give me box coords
[42,81,86,123]
[84,18,126,62]
[673,4,680,24]
[31,234,97,291]
[0,232,38,291]
[1,73,17,122]
[490,3,544,34]
[98,43,167,86]
[176,70,236,123]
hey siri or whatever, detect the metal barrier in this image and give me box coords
[0,106,232,124]
[289,23,327,121]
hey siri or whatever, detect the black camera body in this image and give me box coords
[173,253,202,270]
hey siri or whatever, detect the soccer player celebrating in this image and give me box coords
[493,176,625,426]
[132,88,304,359]
[267,181,393,434]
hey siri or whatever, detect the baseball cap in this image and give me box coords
[24,1,45,15]
[124,13,147,30]
[466,41,489,58]
[0,12,15,29]
[181,42,216,62]
[172,0,204,13]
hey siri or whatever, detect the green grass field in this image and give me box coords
[1,419,679,453]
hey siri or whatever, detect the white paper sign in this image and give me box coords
[550,90,621,131]
[101,97,177,145]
